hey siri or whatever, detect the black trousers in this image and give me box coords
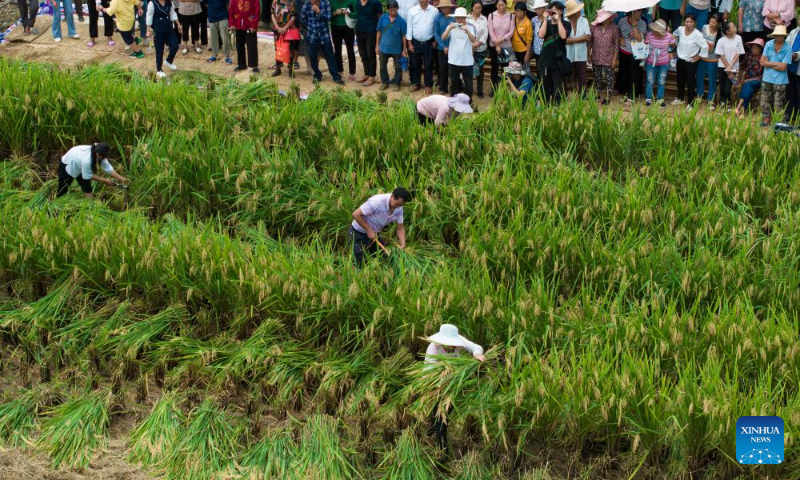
[657,7,682,32]
[449,64,473,98]
[154,29,179,71]
[489,46,508,89]
[676,58,698,103]
[437,49,449,92]
[618,52,642,100]
[410,38,435,87]
[348,226,386,267]
[89,0,113,38]
[785,73,800,123]
[180,12,203,44]
[17,0,38,29]
[417,111,434,125]
[57,163,92,197]
[332,25,356,75]
[356,30,377,77]
[200,2,208,45]
[542,66,564,103]
[235,29,259,68]
[717,67,733,106]
[427,403,453,453]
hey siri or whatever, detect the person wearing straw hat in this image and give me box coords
[349,187,411,267]
[782,25,800,123]
[735,37,765,116]
[416,92,474,125]
[443,6,478,96]
[759,25,793,125]
[434,0,456,93]
[56,143,130,199]
[589,9,618,105]
[503,60,536,104]
[424,324,485,453]
[564,0,589,94]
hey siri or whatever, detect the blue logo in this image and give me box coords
[736,416,784,465]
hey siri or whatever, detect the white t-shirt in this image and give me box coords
[566,16,590,62]
[715,34,745,70]
[61,145,114,180]
[447,23,476,66]
[674,26,709,61]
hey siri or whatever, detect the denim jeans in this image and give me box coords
[739,79,761,109]
[308,38,342,82]
[379,52,402,85]
[52,0,77,39]
[645,63,669,101]
[696,60,717,102]
[685,4,709,30]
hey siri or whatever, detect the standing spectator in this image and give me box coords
[298,0,313,74]
[272,0,300,75]
[760,25,792,124]
[434,0,455,93]
[17,0,39,36]
[230,0,260,72]
[528,0,546,70]
[488,0,514,91]
[564,0,589,94]
[207,0,232,63]
[618,9,647,106]
[52,0,80,42]
[658,0,682,32]
[697,13,721,108]
[398,0,417,19]
[738,0,765,44]
[147,0,182,78]
[762,0,796,36]
[302,0,346,83]
[443,6,477,96]
[537,0,569,102]
[710,0,733,20]
[735,38,765,115]
[481,0,496,18]
[784,25,800,123]
[715,21,745,109]
[331,0,357,81]
[511,2,533,64]
[468,0,489,97]
[672,14,709,106]
[100,0,146,57]
[355,0,383,86]
[644,19,674,107]
[681,0,710,29]
[377,0,408,90]
[589,9,618,105]
[407,0,439,93]
[88,0,115,46]
[177,0,204,53]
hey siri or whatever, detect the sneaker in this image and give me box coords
[70,34,80,39]
[225,57,232,64]
[686,104,694,112]
[156,71,167,79]
[671,98,684,106]
[207,56,217,63]
[657,99,666,109]
[645,99,652,107]
[54,37,62,43]
[252,67,260,73]
[125,45,131,51]
[709,103,716,111]
[379,83,389,90]
[181,47,188,55]
[334,79,346,85]
[233,65,247,71]
[87,40,95,47]
[108,40,115,46]
[393,84,401,92]
[164,61,178,70]
[130,51,145,58]
[195,47,203,54]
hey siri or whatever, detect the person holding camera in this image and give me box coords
[503,60,535,104]
[537,0,569,102]
[442,7,477,96]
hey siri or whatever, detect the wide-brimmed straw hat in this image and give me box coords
[504,61,526,75]
[427,324,471,348]
[768,25,788,37]
[565,0,582,16]
[447,93,473,113]
[746,38,765,48]
[449,6,469,17]
[592,9,613,25]
[437,0,456,9]
[649,19,667,35]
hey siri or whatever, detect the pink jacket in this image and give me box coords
[487,11,513,48]
[762,0,795,30]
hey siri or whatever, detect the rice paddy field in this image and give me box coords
[0,57,799,479]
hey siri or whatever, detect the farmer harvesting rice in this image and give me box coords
[416,93,473,125]
[424,323,485,454]
[57,143,129,199]
[349,187,411,267]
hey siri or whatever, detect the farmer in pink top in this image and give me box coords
[416,93,473,125]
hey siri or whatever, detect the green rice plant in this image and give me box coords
[97,304,189,361]
[0,387,55,447]
[451,450,505,480]
[295,414,361,480]
[162,398,240,480]
[237,426,298,480]
[128,391,186,467]
[377,428,439,480]
[36,389,110,470]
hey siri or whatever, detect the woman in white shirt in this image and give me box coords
[57,143,129,199]
[424,323,485,454]
[468,0,489,97]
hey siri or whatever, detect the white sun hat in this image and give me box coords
[447,93,473,114]
[427,324,470,348]
[449,7,469,17]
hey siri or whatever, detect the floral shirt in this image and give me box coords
[742,52,764,80]
[532,15,544,55]
[590,22,619,66]
[739,0,765,33]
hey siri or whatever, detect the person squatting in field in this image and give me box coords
[348,187,411,267]
[57,143,130,199]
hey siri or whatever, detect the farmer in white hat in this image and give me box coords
[416,92,473,125]
[442,6,478,97]
[424,323,485,453]
[503,60,535,105]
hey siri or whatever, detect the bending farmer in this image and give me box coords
[424,323,485,454]
[57,143,129,199]
[349,187,411,267]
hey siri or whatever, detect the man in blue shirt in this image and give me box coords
[301,0,346,84]
[433,0,455,93]
[377,0,408,90]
